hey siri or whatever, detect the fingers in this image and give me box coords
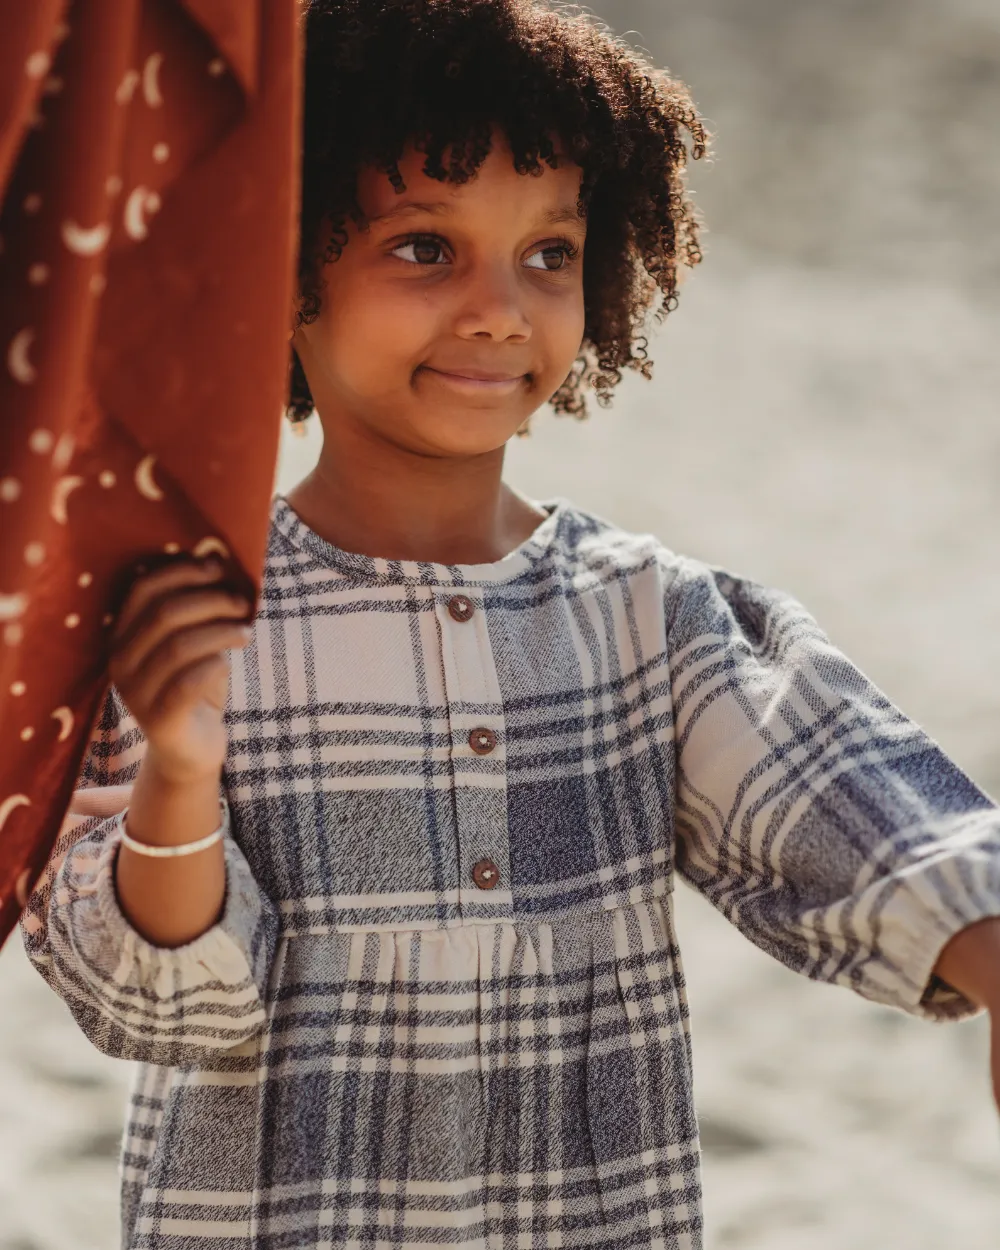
[112,590,250,690]
[109,560,253,722]
[111,558,250,669]
[119,619,252,715]
[112,558,238,647]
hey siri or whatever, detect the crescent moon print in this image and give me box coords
[14,869,33,908]
[192,536,231,560]
[50,475,85,524]
[61,219,110,257]
[50,706,74,742]
[0,794,30,835]
[115,69,139,105]
[7,328,37,384]
[142,53,164,107]
[0,593,27,622]
[123,187,161,241]
[134,455,165,501]
[53,432,75,472]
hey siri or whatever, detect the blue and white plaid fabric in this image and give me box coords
[23,495,1000,1250]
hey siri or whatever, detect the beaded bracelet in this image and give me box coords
[119,800,228,859]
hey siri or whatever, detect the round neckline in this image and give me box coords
[270,493,566,586]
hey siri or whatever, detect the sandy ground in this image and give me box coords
[2,243,997,1249]
[2,1,999,1244]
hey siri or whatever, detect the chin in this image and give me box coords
[406,409,530,459]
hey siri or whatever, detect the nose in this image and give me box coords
[452,260,532,344]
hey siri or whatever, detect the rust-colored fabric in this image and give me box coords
[0,0,301,946]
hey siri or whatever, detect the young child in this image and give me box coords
[22,2,1000,1248]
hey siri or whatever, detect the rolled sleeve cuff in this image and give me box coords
[868,815,1000,1022]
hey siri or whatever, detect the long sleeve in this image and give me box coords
[664,556,1000,1022]
[20,685,280,1066]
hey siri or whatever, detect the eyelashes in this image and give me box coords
[389,232,580,270]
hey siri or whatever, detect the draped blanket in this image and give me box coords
[0,0,301,945]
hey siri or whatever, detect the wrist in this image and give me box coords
[933,916,1000,1008]
[143,746,224,790]
[126,753,224,849]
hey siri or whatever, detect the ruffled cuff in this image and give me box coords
[94,823,266,992]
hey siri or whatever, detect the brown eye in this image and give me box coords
[393,237,447,265]
[525,245,569,271]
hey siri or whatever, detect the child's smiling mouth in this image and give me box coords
[417,365,529,394]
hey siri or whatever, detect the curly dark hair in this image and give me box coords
[289,0,709,425]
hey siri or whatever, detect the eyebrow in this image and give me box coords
[368,201,585,227]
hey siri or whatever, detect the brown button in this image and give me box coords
[472,858,500,890]
[468,727,497,755]
[447,594,475,623]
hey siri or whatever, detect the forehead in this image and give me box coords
[356,137,585,226]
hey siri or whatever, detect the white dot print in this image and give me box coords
[89,273,107,296]
[99,470,116,489]
[10,682,26,697]
[153,142,169,163]
[23,193,41,214]
[0,478,21,503]
[4,624,23,647]
[78,572,93,588]
[29,428,54,454]
[0,592,27,622]
[106,174,123,196]
[208,58,225,76]
[25,51,51,79]
[28,263,49,285]
[163,542,181,554]
[19,727,34,742]
[64,613,80,629]
[23,543,45,567]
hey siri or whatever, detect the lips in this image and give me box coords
[423,366,526,382]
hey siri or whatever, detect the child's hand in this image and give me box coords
[108,560,253,785]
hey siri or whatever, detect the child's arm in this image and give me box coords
[664,556,1000,1024]
[20,562,279,1067]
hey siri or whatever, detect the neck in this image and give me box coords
[284,419,545,565]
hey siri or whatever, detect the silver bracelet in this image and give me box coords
[119,800,228,859]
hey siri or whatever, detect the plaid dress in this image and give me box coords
[22,495,1000,1250]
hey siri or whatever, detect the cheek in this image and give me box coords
[542,285,586,364]
[317,271,437,376]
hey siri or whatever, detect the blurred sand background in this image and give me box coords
[2,1,998,1246]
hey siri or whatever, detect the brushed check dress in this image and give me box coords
[22,495,1000,1250]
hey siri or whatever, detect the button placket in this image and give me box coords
[435,589,511,919]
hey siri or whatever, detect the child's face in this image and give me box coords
[294,132,587,459]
